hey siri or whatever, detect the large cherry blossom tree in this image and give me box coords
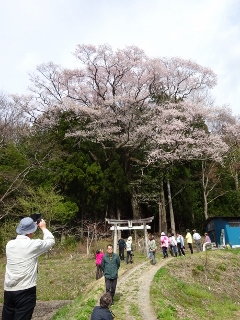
[26,44,227,223]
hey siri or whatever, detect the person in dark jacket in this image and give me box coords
[90,292,114,320]
[117,237,126,260]
[101,244,120,304]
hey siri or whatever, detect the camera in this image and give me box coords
[30,212,42,225]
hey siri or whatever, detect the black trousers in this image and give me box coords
[126,251,133,264]
[188,243,193,254]
[162,246,168,258]
[177,243,185,256]
[119,247,125,260]
[105,278,117,298]
[96,265,103,280]
[2,286,36,320]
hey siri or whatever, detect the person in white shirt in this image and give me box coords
[2,217,55,320]
[169,233,178,257]
[125,236,133,264]
[192,229,202,252]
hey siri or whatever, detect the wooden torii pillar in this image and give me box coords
[105,217,154,257]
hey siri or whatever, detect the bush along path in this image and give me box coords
[110,257,173,320]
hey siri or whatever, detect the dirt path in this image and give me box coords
[113,257,172,320]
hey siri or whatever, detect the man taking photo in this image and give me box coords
[2,216,55,320]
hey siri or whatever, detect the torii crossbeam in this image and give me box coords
[106,217,154,256]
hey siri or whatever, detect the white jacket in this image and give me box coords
[4,229,55,291]
[125,240,133,252]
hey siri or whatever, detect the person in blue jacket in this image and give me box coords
[101,244,120,304]
[90,292,115,320]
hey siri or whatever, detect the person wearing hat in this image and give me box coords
[2,217,55,320]
[125,236,133,264]
[160,232,169,258]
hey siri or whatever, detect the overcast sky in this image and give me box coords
[0,0,239,115]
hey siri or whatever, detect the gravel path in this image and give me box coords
[113,257,172,320]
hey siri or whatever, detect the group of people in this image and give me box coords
[117,236,134,264]
[2,214,212,320]
[92,229,212,319]
[157,229,212,259]
[92,243,120,319]
[1,215,119,320]
[157,231,186,259]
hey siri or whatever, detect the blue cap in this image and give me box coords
[16,217,37,235]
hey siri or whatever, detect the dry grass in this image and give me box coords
[151,249,240,320]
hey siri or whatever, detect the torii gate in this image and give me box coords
[105,217,154,257]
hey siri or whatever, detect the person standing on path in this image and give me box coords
[117,237,126,261]
[148,234,157,264]
[125,236,133,264]
[193,229,202,252]
[101,244,120,304]
[185,229,193,254]
[95,248,104,280]
[2,217,55,320]
[160,232,169,258]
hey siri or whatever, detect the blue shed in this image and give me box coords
[206,217,240,248]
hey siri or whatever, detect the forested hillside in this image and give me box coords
[0,45,240,250]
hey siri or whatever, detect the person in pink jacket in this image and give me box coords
[95,249,104,280]
[160,232,169,258]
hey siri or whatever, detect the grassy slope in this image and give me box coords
[151,249,240,320]
[0,248,239,319]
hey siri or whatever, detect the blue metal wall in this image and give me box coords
[206,218,240,247]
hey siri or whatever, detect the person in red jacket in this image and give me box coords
[95,248,104,280]
[160,232,169,258]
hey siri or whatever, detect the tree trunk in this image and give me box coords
[159,176,167,233]
[130,187,141,219]
[202,161,209,220]
[234,171,239,191]
[167,178,176,234]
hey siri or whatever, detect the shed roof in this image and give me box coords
[206,216,240,224]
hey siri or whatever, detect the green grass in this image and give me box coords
[129,303,142,319]
[151,249,240,320]
[1,244,240,320]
